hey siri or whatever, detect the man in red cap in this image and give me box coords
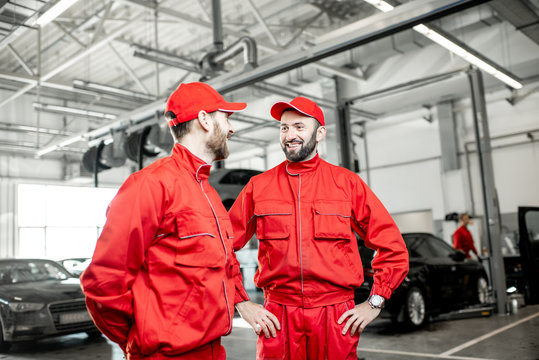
[81,82,247,359]
[229,97,409,359]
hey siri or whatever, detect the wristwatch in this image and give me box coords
[367,294,385,309]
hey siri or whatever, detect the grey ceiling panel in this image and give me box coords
[490,0,539,45]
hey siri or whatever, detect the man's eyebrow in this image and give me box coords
[281,122,305,127]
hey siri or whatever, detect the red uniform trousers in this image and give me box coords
[126,339,225,360]
[257,300,359,360]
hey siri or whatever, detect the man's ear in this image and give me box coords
[197,110,211,132]
[316,126,327,142]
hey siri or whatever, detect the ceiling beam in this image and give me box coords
[489,0,539,46]
[35,0,487,157]
[208,0,489,93]
[0,9,147,110]
[156,4,365,81]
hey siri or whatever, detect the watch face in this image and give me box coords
[371,295,383,306]
[369,295,385,308]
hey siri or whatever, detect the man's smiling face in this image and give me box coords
[279,110,323,162]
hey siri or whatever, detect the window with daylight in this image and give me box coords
[17,184,118,260]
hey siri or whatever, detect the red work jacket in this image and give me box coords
[453,225,478,258]
[81,144,243,359]
[229,154,409,307]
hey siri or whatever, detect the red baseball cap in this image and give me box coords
[165,82,247,127]
[270,96,325,126]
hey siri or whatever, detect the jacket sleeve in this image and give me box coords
[228,180,257,304]
[350,176,409,300]
[80,173,165,351]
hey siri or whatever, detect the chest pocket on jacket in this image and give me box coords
[255,202,293,240]
[174,215,225,268]
[313,201,352,240]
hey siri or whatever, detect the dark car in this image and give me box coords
[0,259,99,352]
[355,232,490,329]
[209,168,262,209]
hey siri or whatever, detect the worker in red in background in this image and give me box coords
[453,213,480,259]
[81,82,247,360]
[229,97,409,360]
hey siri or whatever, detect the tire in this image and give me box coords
[475,276,489,305]
[403,286,427,329]
[0,319,11,353]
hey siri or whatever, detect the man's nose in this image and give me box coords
[285,128,296,141]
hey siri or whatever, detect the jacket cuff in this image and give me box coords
[234,284,251,304]
[371,283,393,300]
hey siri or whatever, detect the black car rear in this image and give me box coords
[355,233,490,329]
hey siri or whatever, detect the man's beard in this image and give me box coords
[207,121,229,161]
[281,129,317,162]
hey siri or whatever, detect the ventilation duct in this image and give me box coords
[101,131,127,167]
[123,125,161,169]
[82,142,112,173]
[199,0,258,79]
[200,36,258,79]
[146,123,174,154]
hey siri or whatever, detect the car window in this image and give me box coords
[404,234,455,258]
[424,235,455,257]
[403,235,425,258]
[219,170,260,186]
[0,261,70,284]
[525,210,539,243]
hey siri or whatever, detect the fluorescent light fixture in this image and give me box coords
[412,24,523,89]
[72,79,156,102]
[35,0,80,26]
[362,0,523,89]
[363,0,394,12]
[36,134,84,157]
[33,102,117,120]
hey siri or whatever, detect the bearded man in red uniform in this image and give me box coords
[81,82,247,360]
[452,213,479,259]
[230,97,409,360]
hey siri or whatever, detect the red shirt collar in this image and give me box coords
[285,153,321,175]
[172,143,212,182]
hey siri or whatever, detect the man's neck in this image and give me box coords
[178,139,212,164]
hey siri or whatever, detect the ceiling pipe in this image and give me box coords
[132,44,199,73]
[200,0,258,79]
[152,3,363,81]
[212,0,224,53]
[213,37,257,69]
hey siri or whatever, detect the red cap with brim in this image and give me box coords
[165,82,246,127]
[270,96,325,126]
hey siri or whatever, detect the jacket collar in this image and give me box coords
[285,153,320,176]
[172,143,212,182]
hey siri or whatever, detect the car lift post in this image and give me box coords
[468,67,507,315]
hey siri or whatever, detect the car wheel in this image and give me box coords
[403,286,427,329]
[0,320,11,353]
[475,276,489,304]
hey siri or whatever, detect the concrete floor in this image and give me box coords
[1,304,538,360]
